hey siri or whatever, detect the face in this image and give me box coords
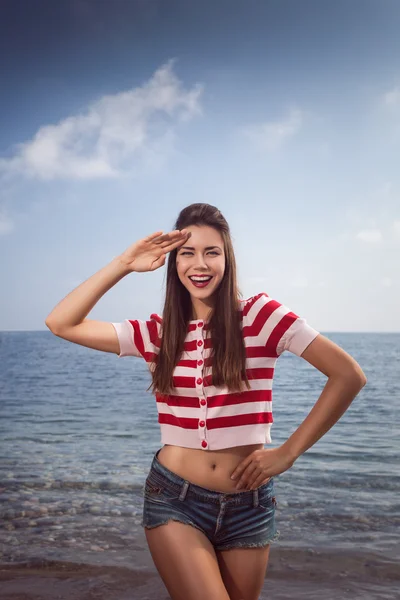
[176,225,225,314]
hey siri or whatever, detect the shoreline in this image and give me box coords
[1,547,398,600]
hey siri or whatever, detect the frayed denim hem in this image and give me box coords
[141,517,208,539]
[214,528,281,552]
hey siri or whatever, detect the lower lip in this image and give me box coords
[189,278,213,288]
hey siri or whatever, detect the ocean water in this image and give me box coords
[0,330,399,596]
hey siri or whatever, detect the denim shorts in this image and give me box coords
[140,448,280,551]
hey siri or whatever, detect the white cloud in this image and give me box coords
[355,229,382,243]
[383,86,400,107]
[0,60,203,181]
[242,107,303,152]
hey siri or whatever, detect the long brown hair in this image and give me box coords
[148,203,251,396]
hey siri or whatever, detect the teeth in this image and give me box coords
[189,276,212,281]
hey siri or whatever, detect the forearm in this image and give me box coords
[45,257,131,330]
[281,373,367,462]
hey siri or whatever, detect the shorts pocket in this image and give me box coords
[144,477,181,501]
[257,494,277,511]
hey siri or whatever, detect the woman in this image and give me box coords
[45,203,367,600]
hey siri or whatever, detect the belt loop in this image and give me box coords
[253,488,259,508]
[179,480,189,501]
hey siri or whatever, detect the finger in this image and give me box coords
[151,254,166,270]
[236,465,258,490]
[145,230,164,242]
[249,475,270,491]
[160,233,191,252]
[155,230,188,247]
[231,456,253,481]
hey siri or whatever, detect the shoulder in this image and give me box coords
[240,292,271,316]
[149,313,163,325]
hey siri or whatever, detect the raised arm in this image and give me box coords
[44,229,190,354]
[45,257,131,354]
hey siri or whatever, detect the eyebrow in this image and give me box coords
[179,246,222,251]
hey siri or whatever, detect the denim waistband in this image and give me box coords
[149,447,274,507]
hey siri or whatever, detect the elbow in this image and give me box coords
[343,359,367,388]
[354,366,367,388]
[346,369,367,390]
[45,319,59,334]
[333,366,367,389]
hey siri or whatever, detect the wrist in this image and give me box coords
[280,442,301,464]
[110,255,135,276]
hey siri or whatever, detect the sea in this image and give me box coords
[0,330,399,599]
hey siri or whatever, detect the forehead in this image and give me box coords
[182,225,223,247]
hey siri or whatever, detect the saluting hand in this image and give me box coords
[119,229,191,273]
[230,447,295,491]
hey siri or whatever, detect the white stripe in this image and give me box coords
[157,400,272,419]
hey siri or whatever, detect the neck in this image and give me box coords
[191,298,214,321]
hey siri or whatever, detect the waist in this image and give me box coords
[156,443,264,493]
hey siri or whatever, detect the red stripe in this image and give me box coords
[150,313,163,325]
[156,388,272,408]
[246,367,274,380]
[242,293,301,355]
[207,388,272,407]
[172,376,197,389]
[157,411,273,430]
[246,346,277,359]
[268,310,298,353]
[158,413,200,429]
[147,319,160,348]
[177,359,195,368]
[207,411,273,430]
[143,351,159,363]
[184,340,199,352]
[242,295,278,338]
[156,394,200,408]
[176,358,212,368]
[241,292,269,317]
[128,320,146,357]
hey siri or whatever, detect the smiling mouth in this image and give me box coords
[188,276,213,288]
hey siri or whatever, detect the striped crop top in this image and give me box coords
[111,292,320,451]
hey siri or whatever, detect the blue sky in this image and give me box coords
[1,0,399,332]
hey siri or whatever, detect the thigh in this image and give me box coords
[145,520,230,600]
[216,545,271,600]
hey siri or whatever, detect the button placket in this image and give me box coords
[196,321,207,449]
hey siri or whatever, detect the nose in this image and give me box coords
[194,254,209,270]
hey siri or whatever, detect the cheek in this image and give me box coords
[176,261,186,281]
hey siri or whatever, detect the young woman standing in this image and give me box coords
[46,203,367,600]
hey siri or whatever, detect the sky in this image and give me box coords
[0,0,399,332]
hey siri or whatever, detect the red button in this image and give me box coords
[199,420,205,427]
[197,360,203,366]
[198,322,204,327]
[200,399,206,406]
[196,377,203,385]
[201,440,208,448]
[197,340,203,347]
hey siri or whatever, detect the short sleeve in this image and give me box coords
[278,314,320,356]
[244,292,320,357]
[111,313,162,361]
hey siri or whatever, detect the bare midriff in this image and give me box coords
[157,443,265,493]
